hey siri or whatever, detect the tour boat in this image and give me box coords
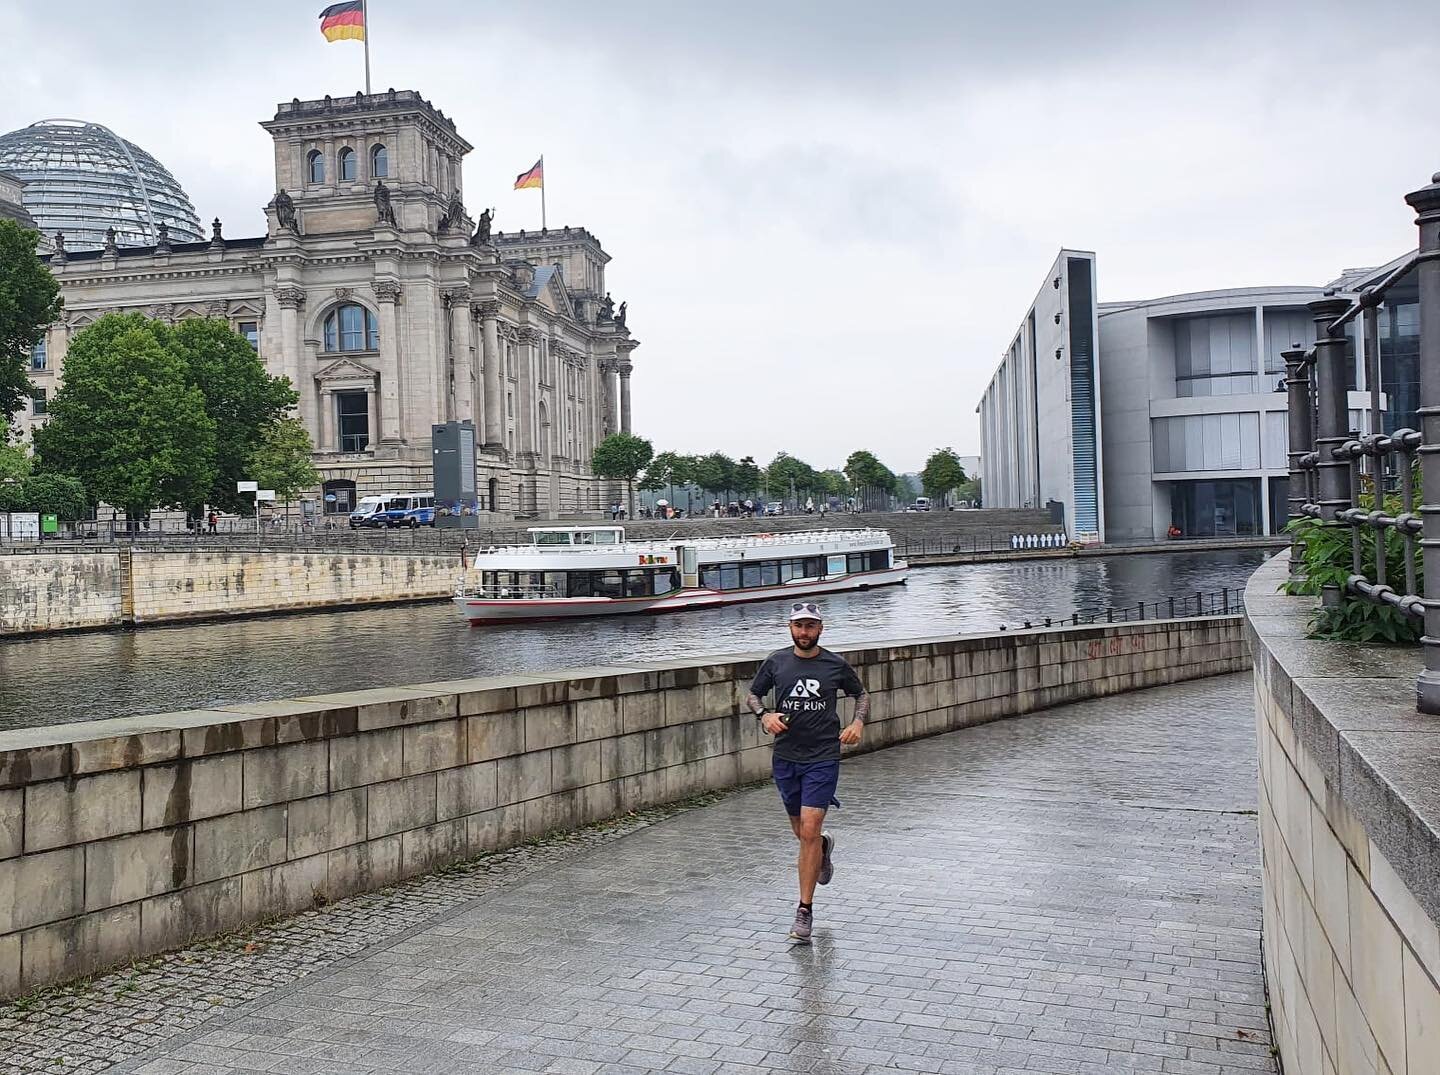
[453,525,907,624]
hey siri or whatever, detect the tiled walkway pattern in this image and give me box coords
[12,674,1274,1074]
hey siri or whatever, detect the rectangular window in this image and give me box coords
[803,557,823,579]
[568,572,595,598]
[1174,313,1259,396]
[848,553,865,573]
[700,565,721,590]
[871,549,890,570]
[761,562,780,587]
[719,564,741,590]
[238,321,260,350]
[1151,414,1262,474]
[30,340,46,371]
[30,388,46,415]
[827,554,848,576]
[741,563,762,589]
[336,391,369,452]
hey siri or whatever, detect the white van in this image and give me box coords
[914,497,932,511]
[349,492,398,529]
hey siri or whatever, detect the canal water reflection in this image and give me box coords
[0,550,1269,730]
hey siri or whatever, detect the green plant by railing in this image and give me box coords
[1283,475,1422,643]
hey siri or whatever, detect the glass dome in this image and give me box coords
[0,119,204,250]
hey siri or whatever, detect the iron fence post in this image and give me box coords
[1311,293,1355,608]
[1284,344,1314,585]
[1405,173,1440,713]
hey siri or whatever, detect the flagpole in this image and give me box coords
[540,154,547,230]
[361,0,372,93]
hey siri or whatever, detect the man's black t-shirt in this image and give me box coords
[750,647,865,763]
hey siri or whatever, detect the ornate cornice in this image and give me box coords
[275,286,306,309]
[515,326,538,343]
[442,286,472,307]
[374,280,403,303]
[474,300,502,320]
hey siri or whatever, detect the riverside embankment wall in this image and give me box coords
[1246,553,1440,1074]
[0,550,459,635]
[0,616,1247,996]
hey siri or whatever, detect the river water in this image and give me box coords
[0,549,1269,730]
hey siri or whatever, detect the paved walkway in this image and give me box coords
[10,673,1273,1075]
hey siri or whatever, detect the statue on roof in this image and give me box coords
[600,292,614,320]
[437,190,464,233]
[615,301,627,327]
[154,222,171,254]
[272,188,297,232]
[470,207,493,247]
[102,227,118,256]
[373,180,396,227]
[51,232,66,262]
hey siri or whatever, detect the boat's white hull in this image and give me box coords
[453,565,909,624]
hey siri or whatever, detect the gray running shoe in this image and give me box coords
[788,905,813,942]
[818,831,835,886]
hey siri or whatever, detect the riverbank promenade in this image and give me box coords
[5,672,1272,1074]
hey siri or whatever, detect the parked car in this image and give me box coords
[398,505,436,528]
[914,497,932,511]
[765,502,784,516]
[349,493,395,529]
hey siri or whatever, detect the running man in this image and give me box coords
[746,601,869,941]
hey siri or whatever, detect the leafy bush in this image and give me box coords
[0,473,88,519]
[1283,474,1422,643]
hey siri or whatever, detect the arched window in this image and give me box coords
[370,143,388,178]
[322,479,357,515]
[323,303,379,352]
[307,149,325,184]
[338,147,356,182]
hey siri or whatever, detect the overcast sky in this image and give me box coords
[2,1,1437,474]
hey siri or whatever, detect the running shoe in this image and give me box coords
[788,904,813,942]
[818,831,835,886]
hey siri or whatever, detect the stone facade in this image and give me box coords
[0,615,1248,996]
[15,90,639,520]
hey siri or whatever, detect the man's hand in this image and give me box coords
[839,719,863,746]
[760,712,788,735]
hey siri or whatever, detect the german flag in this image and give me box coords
[319,1,365,42]
[514,158,544,190]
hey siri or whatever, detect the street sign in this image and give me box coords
[237,480,258,493]
[256,490,277,502]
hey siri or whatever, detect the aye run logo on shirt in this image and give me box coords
[784,678,825,711]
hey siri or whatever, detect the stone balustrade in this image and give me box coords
[0,617,1247,996]
[1246,553,1440,1074]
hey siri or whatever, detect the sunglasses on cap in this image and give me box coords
[789,602,822,622]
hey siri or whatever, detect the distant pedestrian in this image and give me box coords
[207,511,218,534]
[746,601,868,942]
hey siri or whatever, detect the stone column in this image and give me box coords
[365,388,378,450]
[480,304,502,447]
[319,388,335,451]
[517,326,538,455]
[600,358,619,437]
[445,287,474,425]
[618,358,633,435]
[275,286,306,429]
[374,281,403,442]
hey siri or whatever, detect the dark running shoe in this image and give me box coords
[788,904,813,942]
[818,831,834,886]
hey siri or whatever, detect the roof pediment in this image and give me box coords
[315,357,378,383]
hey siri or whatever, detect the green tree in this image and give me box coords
[844,450,899,510]
[820,469,851,500]
[0,220,62,427]
[591,432,653,521]
[955,476,981,506]
[640,450,679,504]
[0,442,32,482]
[0,473,88,519]
[764,452,819,505]
[248,417,319,511]
[734,455,762,500]
[33,315,216,519]
[671,453,700,513]
[168,318,298,514]
[692,452,737,502]
[920,447,968,505]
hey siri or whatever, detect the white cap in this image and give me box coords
[788,601,823,622]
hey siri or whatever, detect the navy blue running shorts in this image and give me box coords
[772,758,840,816]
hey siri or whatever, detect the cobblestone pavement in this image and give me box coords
[9,673,1274,1075]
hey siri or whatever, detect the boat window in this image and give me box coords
[719,564,741,590]
[741,563,762,589]
[871,549,890,570]
[700,565,721,590]
[827,554,848,576]
[574,531,595,544]
[568,572,595,597]
[761,562,780,587]
[535,531,572,545]
[593,530,619,545]
[625,570,652,597]
[848,554,865,573]
[653,569,678,595]
[544,572,567,594]
[804,557,824,578]
[595,572,625,598]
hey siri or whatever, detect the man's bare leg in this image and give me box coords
[791,806,826,906]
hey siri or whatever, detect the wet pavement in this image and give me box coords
[6,672,1272,1075]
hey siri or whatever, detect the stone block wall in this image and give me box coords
[0,616,1247,996]
[126,549,459,623]
[0,553,122,634]
[1247,554,1440,1074]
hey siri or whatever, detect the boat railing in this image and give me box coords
[466,528,894,557]
[454,583,567,600]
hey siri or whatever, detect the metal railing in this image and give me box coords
[998,586,1244,632]
[1287,171,1440,713]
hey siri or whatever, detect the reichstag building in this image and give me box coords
[0,91,639,519]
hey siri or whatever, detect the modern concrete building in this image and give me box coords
[977,251,1399,541]
[11,91,639,520]
[977,250,1103,539]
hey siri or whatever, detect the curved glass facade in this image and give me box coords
[0,119,204,250]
